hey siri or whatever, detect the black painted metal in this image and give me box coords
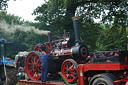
[48,32,52,42]
[73,18,80,44]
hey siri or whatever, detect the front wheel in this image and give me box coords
[61,59,78,84]
[92,78,113,85]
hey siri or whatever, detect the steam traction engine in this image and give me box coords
[25,17,88,83]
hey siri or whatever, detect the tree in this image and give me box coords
[0,0,8,10]
[33,0,127,25]
[33,0,127,51]
[96,25,127,51]
[80,19,103,52]
[0,11,49,59]
[0,11,23,24]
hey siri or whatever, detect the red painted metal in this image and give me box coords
[25,52,41,80]
[28,28,87,84]
[61,60,77,83]
[97,83,105,85]
[114,79,128,84]
[18,80,65,85]
[80,46,88,57]
[44,43,51,54]
[35,47,43,52]
[77,63,128,85]
[34,45,43,52]
[50,36,60,42]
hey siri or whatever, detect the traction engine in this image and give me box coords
[25,17,88,83]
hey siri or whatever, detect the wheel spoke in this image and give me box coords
[66,73,70,78]
[26,52,42,80]
[28,62,33,65]
[64,65,69,70]
[72,68,77,71]
[36,58,40,63]
[33,72,38,78]
[29,69,35,76]
[38,66,41,69]
[71,73,74,79]
[29,69,34,73]
[66,64,69,69]
[36,64,41,67]
[36,67,41,72]
[69,63,72,67]
[35,69,39,76]
[33,57,36,63]
[61,59,78,83]
[71,72,76,75]
[30,57,34,63]
[69,64,74,68]
[28,66,33,69]
[69,73,72,79]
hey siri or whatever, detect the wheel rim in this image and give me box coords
[80,46,88,57]
[45,44,51,54]
[50,36,61,51]
[34,47,43,52]
[25,52,41,80]
[61,60,77,83]
[50,36,60,42]
[97,83,106,85]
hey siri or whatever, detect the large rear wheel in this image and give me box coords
[61,59,78,84]
[25,51,42,80]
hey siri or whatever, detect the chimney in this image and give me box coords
[72,17,80,45]
[48,32,52,42]
[127,44,128,51]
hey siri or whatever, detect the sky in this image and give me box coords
[7,0,45,22]
[6,0,101,23]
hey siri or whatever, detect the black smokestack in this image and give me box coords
[48,32,52,42]
[127,44,128,51]
[72,17,80,44]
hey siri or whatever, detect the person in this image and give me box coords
[41,51,53,83]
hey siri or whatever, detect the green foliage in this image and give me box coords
[0,11,49,59]
[126,28,128,34]
[96,25,127,51]
[80,19,103,52]
[0,0,128,60]
[32,0,128,52]
[0,11,23,24]
[0,0,8,10]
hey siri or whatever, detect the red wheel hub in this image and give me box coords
[25,52,41,80]
[61,60,77,83]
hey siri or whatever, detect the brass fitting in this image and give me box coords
[72,17,79,20]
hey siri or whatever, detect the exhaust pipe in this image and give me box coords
[72,17,80,46]
[127,44,128,51]
[48,32,52,42]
